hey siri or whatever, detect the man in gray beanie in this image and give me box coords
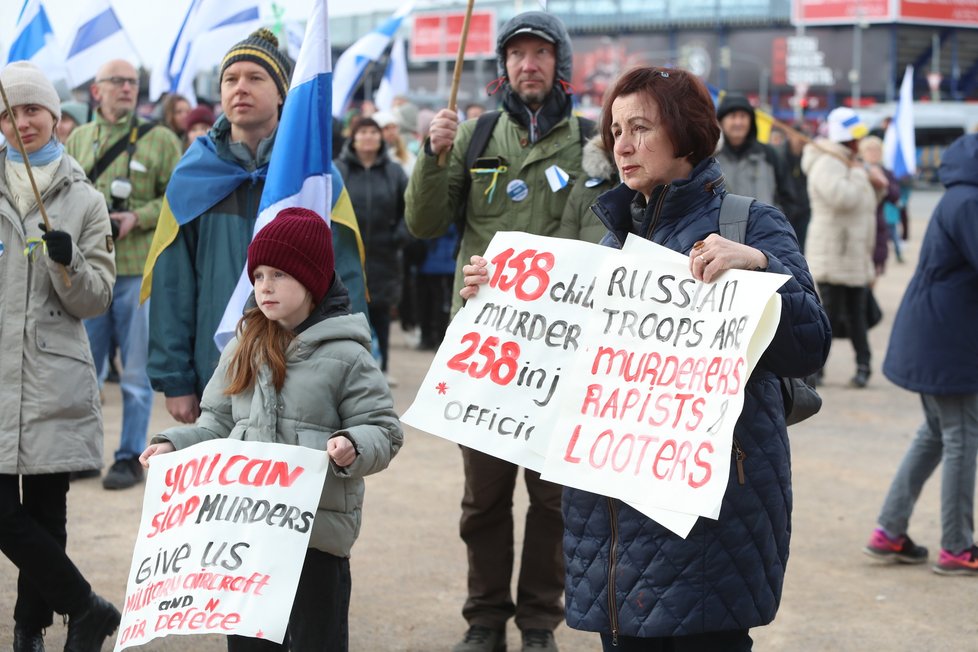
[406,11,591,652]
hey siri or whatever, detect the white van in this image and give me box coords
[859,102,978,182]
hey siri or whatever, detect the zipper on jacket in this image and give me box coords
[606,496,620,646]
[732,437,746,485]
[643,184,670,241]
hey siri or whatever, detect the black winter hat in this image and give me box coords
[716,93,755,121]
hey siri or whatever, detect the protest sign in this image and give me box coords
[402,231,787,535]
[541,233,787,518]
[402,234,608,470]
[115,439,329,650]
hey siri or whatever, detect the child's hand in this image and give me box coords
[139,442,176,468]
[327,436,356,468]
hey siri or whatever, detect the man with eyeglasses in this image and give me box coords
[65,59,183,491]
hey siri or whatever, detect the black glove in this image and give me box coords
[38,222,73,266]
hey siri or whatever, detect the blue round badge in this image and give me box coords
[0,240,4,259]
[584,177,603,188]
[506,179,529,202]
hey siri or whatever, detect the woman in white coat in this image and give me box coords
[0,61,120,652]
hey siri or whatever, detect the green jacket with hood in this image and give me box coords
[405,11,588,316]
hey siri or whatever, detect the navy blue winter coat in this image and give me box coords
[562,158,831,639]
[882,134,978,395]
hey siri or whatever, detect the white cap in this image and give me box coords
[372,111,397,128]
[826,107,868,143]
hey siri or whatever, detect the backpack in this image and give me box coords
[718,194,822,426]
[453,110,596,255]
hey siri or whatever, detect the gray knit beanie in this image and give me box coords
[0,61,61,121]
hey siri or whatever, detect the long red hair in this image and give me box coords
[224,308,295,394]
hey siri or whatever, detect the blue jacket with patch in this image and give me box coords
[882,134,978,395]
[562,158,830,638]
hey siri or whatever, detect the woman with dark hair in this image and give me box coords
[462,66,831,651]
[334,117,408,383]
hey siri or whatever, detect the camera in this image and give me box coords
[109,177,133,212]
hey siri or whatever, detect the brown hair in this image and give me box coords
[161,93,190,134]
[600,66,720,169]
[224,308,295,395]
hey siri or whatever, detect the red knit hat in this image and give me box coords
[247,208,334,303]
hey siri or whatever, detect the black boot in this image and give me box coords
[63,592,120,652]
[13,625,44,652]
[851,365,871,388]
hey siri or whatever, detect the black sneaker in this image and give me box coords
[102,458,144,490]
[452,625,506,652]
[522,629,559,651]
[12,624,44,652]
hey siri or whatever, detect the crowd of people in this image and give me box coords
[0,8,975,652]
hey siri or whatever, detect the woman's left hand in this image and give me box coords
[689,235,768,283]
[327,435,357,468]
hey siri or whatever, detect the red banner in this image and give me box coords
[899,0,978,26]
[411,10,497,61]
[793,0,891,24]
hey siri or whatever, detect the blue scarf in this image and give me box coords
[6,137,64,166]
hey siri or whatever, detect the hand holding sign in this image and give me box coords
[403,231,789,537]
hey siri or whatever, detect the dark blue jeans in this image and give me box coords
[226,548,351,651]
[600,629,753,651]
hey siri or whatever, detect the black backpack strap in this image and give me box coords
[453,110,503,256]
[717,193,754,244]
[87,119,156,183]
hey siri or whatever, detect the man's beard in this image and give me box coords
[517,87,549,108]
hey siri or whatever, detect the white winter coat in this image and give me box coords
[801,138,877,286]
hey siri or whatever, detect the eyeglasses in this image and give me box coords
[96,76,139,88]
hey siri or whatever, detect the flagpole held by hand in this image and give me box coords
[438,0,476,167]
[0,76,72,287]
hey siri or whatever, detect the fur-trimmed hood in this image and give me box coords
[581,136,616,181]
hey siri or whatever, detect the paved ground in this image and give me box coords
[3,188,976,651]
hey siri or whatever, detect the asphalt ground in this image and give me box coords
[3,187,976,651]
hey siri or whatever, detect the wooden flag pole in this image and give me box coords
[0,77,72,287]
[438,0,476,167]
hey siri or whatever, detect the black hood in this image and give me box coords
[717,93,757,143]
[494,11,573,137]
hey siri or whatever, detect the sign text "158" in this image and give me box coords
[488,248,555,301]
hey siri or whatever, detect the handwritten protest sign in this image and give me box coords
[402,235,608,471]
[402,231,788,536]
[541,233,787,518]
[115,439,329,650]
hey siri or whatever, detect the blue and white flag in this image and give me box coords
[374,33,408,112]
[64,0,141,87]
[215,0,366,349]
[331,0,413,118]
[5,0,64,82]
[884,65,917,180]
[149,0,261,103]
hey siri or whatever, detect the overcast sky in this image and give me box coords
[1,0,415,67]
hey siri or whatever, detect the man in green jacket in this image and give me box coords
[65,59,183,491]
[405,12,588,652]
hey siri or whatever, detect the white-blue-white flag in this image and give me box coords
[5,0,65,82]
[374,34,408,112]
[149,0,261,104]
[331,1,414,118]
[63,0,141,87]
[884,65,917,180]
[214,0,335,348]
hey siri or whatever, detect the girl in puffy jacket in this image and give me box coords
[141,208,403,651]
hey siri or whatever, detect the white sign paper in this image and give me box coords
[114,439,329,650]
